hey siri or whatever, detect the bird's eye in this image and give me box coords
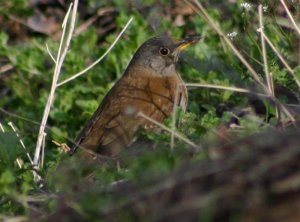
[159,47,170,56]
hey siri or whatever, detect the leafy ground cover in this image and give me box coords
[0,0,300,221]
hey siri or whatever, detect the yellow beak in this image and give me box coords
[176,35,202,51]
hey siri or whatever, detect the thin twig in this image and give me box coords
[0,122,4,132]
[34,1,78,166]
[41,133,46,168]
[185,83,269,98]
[258,5,278,119]
[261,31,300,89]
[46,43,56,64]
[16,158,23,169]
[279,0,300,36]
[138,112,200,150]
[8,122,33,165]
[170,85,180,151]
[258,5,272,95]
[0,108,49,128]
[56,17,133,87]
[74,7,116,36]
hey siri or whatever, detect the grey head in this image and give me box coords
[128,35,202,76]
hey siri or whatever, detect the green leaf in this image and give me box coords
[0,170,15,184]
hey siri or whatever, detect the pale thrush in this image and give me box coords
[71,35,201,157]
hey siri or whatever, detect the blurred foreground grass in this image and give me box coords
[0,0,300,220]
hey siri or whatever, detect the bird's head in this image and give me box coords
[129,35,201,76]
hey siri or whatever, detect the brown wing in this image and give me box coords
[72,67,187,157]
[71,76,133,156]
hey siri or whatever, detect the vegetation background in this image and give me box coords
[0,0,300,221]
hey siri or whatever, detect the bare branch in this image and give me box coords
[138,112,200,150]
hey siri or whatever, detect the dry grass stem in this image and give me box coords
[0,64,13,74]
[0,108,78,147]
[79,146,118,161]
[138,112,200,150]
[34,0,78,166]
[0,108,50,129]
[170,85,180,151]
[74,8,116,36]
[188,0,296,122]
[258,5,273,95]
[41,133,46,168]
[185,83,269,98]
[0,122,22,170]
[8,122,33,165]
[46,43,56,64]
[16,158,22,169]
[258,5,278,119]
[279,0,300,36]
[0,122,4,132]
[260,31,300,89]
[190,0,266,89]
[57,17,133,87]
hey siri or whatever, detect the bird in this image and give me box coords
[71,35,201,157]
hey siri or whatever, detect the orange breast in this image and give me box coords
[120,66,188,130]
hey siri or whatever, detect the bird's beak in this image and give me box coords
[175,35,202,52]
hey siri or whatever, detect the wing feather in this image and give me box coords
[71,68,187,156]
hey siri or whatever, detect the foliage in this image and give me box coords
[0,0,299,220]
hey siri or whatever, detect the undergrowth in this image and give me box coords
[0,0,299,220]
